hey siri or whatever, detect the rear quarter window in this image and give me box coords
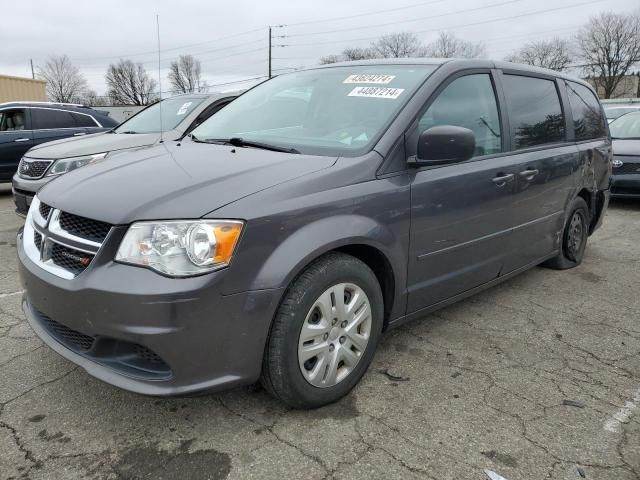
[565,81,607,141]
[502,74,565,150]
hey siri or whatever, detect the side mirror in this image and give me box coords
[411,125,475,167]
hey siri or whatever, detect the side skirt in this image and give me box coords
[387,251,558,330]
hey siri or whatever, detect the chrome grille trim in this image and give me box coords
[18,157,53,179]
[23,196,111,279]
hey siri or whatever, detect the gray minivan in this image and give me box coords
[17,59,611,408]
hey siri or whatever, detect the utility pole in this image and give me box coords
[268,26,272,79]
[30,59,34,79]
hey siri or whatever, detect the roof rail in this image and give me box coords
[0,101,92,108]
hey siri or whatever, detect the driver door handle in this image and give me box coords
[492,173,515,187]
[519,168,539,180]
[73,132,87,136]
[14,138,30,142]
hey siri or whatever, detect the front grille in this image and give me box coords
[135,344,166,364]
[612,161,640,175]
[35,309,171,379]
[59,212,111,243]
[611,186,640,196]
[39,202,52,220]
[41,314,95,352]
[19,159,52,179]
[34,231,42,251]
[50,243,93,275]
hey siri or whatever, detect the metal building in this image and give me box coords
[0,74,47,102]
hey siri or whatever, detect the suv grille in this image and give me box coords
[59,212,111,243]
[39,202,52,220]
[50,243,93,275]
[19,159,52,179]
[613,161,640,175]
[34,231,42,250]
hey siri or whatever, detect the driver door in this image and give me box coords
[407,71,519,313]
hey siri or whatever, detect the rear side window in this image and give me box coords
[418,74,502,157]
[565,81,607,141]
[32,109,76,129]
[71,113,97,127]
[502,75,565,149]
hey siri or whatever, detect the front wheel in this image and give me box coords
[543,196,590,270]
[261,252,384,409]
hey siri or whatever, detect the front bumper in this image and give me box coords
[12,173,53,216]
[610,173,640,198]
[17,229,283,396]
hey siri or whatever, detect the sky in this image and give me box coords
[0,0,637,97]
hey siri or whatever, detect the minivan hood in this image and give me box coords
[38,142,337,225]
[612,139,640,156]
[26,131,171,160]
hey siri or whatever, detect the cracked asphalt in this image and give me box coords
[0,183,639,480]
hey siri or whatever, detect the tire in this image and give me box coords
[543,196,590,270]
[261,252,384,409]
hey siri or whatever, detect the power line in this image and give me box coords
[274,0,449,28]
[280,0,608,48]
[72,26,266,62]
[283,0,528,38]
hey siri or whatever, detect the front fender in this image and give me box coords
[250,214,402,292]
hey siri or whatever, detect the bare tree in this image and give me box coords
[342,47,378,61]
[79,89,108,107]
[372,32,426,58]
[576,11,640,98]
[505,37,572,71]
[105,59,157,105]
[424,32,486,59]
[319,54,343,65]
[36,55,88,103]
[168,54,206,93]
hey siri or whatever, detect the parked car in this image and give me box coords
[604,104,640,123]
[12,93,239,216]
[0,102,117,183]
[609,111,640,197]
[17,59,611,408]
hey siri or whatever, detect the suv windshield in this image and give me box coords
[610,112,640,139]
[605,107,640,121]
[191,65,438,156]
[115,96,205,134]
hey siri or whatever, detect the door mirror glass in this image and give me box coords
[413,125,475,166]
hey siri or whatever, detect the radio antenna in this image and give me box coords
[156,14,164,143]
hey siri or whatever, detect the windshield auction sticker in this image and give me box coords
[348,86,404,99]
[176,102,193,115]
[344,74,395,84]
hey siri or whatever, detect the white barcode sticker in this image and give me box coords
[344,74,396,84]
[348,86,404,99]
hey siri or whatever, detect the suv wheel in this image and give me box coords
[261,252,383,409]
[543,196,590,269]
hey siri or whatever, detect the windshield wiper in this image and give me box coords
[195,136,299,154]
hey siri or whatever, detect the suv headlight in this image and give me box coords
[115,220,244,277]
[47,152,108,176]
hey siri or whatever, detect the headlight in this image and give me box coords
[47,152,108,176]
[115,220,244,277]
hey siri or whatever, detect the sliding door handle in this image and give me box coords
[492,173,515,187]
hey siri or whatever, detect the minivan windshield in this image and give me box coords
[609,112,640,139]
[115,96,205,134]
[190,65,438,156]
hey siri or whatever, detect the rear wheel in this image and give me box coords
[543,197,590,270]
[261,252,383,409]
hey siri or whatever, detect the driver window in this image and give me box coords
[418,74,501,157]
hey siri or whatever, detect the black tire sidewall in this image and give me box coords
[268,254,383,408]
[562,198,589,265]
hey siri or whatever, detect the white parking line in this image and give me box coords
[604,386,640,433]
[485,470,509,480]
[0,290,24,299]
